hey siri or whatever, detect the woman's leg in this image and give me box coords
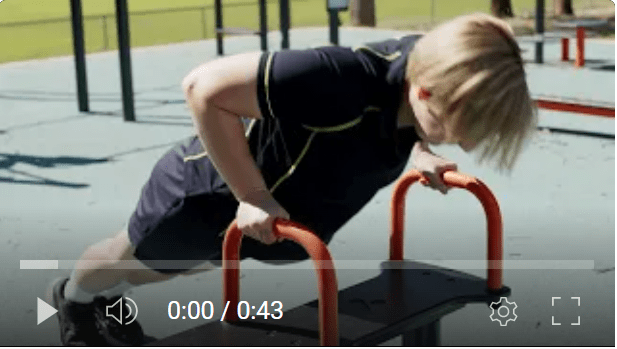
[68,229,178,295]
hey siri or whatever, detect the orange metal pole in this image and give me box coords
[561,37,569,61]
[575,27,585,67]
[535,98,615,117]
[390,170,504,292]
[222,218,339,346]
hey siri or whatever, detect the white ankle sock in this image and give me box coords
[64,269,134,303]
[63,273,97,304]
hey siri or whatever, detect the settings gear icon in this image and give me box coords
[489,297,518,326]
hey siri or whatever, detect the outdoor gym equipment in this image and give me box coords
[553,19,611,68]
[214,0,349,54]
[68,0,350,121]
[531,0,612,66]
[214,0,289,56]
[151,169,511,346]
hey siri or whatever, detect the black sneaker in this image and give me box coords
[93,295,145,346]
[47,277,107,346]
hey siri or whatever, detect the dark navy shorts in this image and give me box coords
[127,136,312,274]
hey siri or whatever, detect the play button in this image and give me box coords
[37,298,58,325]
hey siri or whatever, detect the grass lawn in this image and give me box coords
[0,0,612,63]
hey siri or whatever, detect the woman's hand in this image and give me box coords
[236,189,290,245]
[411,141,458,194]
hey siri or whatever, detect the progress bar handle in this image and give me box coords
[390,170,504,292]
[222,218,339,346]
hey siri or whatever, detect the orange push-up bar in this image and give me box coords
[390,170,504,292]
[222,170,506,346]
[222,219,339,346]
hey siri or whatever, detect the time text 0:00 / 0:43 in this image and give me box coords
[168,301,283,320]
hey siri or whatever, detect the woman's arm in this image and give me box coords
[182,51,267,203]
[182,52,288,244]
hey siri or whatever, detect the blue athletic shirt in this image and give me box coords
[236,35,422,241]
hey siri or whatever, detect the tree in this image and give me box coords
[350,0,375,27]
[554,0,574,16]
[491,0,515,18]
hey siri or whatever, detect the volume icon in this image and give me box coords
[106,297,138,325]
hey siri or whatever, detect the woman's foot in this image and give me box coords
[48,277,145,346]
[47,277,107,346]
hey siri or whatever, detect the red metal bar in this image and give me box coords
[561,37,569,61]
[535,98,615,117]
[390,170,504,292]
[575,27,585,67]
[222,218,339,346]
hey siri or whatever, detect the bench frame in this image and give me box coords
[221,170,507,345]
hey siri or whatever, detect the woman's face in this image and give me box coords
[408,84,476,152]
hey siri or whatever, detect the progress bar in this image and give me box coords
[20,260,597,270]
[20,260,59,269]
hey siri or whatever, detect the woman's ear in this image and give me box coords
[418,87,432,101]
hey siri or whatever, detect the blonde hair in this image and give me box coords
[406,13,538,171]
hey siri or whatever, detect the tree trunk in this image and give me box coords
[350,0,375,27]
[491,0,515,18]
[554,0,574,16]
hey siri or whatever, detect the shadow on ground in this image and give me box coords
[0,153,110,188]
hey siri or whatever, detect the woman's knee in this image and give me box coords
[100,231,217,284]
[107,232,180,284]
[78,230,176,286]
